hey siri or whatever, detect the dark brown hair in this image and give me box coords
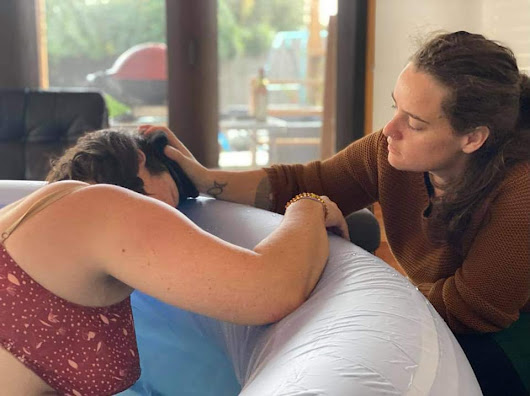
[411,31,530,250]
[46,128,168,195]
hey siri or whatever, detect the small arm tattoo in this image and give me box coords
[206,180,228,198]
[254,176,273,210]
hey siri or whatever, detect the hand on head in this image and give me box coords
[138,125,209,191]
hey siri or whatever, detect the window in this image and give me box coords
[43,0,167,126]
[217,0,337,169]
[41,0,340,169]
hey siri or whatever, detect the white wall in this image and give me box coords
[371,0,529,132]
[481,0,530,74]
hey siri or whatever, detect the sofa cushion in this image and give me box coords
[0,89,108,180]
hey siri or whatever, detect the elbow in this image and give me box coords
[244,251,325,325]
[270,293,306,324]
[251,285,307,325]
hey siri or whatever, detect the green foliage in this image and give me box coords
[241,23,275,57]
[104,93,131,119]
[218,0,244,59]
[45,0,305,62]
[222,0,305,58]
[224,0,305,30]
[46,0,165,61]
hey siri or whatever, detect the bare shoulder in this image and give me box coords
[71,183,192,242]
[75,183,180,215]
[0,180,87,219]
[0,181,167,232]
[44,182,152,212]
[34,179,90,195]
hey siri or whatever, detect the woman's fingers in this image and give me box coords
[138,125,194,158]
[138,125,208,189]
[164,145,208,188]
[328,216,350,240]
[163,145,186,162]
[320,196,350,241]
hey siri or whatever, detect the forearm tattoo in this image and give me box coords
[254,176,273,210]
[206,180,228,199]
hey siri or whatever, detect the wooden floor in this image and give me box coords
[373,204,406,275]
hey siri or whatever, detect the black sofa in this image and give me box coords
[0,89,108,180]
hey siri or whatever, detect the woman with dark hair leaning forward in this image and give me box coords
[153,31,530,395]
[0,129,349,395]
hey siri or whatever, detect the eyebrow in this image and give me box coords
[391,92,431,124]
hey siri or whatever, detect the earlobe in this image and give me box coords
[462,126,490,154]
[137,149,147,166]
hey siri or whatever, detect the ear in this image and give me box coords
[137,149,147,167]
[461,126,490,154]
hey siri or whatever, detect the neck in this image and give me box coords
[428,171,456,198]
[428,155,470,198]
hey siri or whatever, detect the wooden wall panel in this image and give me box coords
[0,0,40,88]
[364,0,375,136]
[165,0,219,168]
[336,0,368,151]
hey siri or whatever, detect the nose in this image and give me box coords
[382,115,402,140]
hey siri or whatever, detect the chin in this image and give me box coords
[388,155,415,172]
[387,154,403,170]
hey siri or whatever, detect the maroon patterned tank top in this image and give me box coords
[0,185,140,395]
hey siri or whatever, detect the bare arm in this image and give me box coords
[138,125,349,237]
[199,168,272,209]
[140,125,382,216]
[84,184,330,325]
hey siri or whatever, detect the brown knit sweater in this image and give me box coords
[265,130,530,334]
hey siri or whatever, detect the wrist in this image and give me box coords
[201,169,227,198]
[196,168,214,192]
[285,193,328,219]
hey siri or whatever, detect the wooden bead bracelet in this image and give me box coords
[285,192,328,219]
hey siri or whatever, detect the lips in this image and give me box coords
[387,142,398,155]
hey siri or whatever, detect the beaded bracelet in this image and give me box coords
[285,192,328,219]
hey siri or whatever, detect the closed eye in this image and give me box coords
[391,103,422,130]
[408,123,423,131]
[391,92,430,127]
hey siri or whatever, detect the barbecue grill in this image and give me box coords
[87,43,167,106]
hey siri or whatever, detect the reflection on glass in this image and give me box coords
[43,0,338,168]
[218,0,337,169]
[44,0,167,126]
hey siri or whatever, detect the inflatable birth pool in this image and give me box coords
[0,180,481,395]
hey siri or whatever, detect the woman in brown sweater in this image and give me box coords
[147,31,529,395]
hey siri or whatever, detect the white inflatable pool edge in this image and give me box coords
[0,180,482,396]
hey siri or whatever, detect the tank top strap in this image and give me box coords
[1,184,86,244]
